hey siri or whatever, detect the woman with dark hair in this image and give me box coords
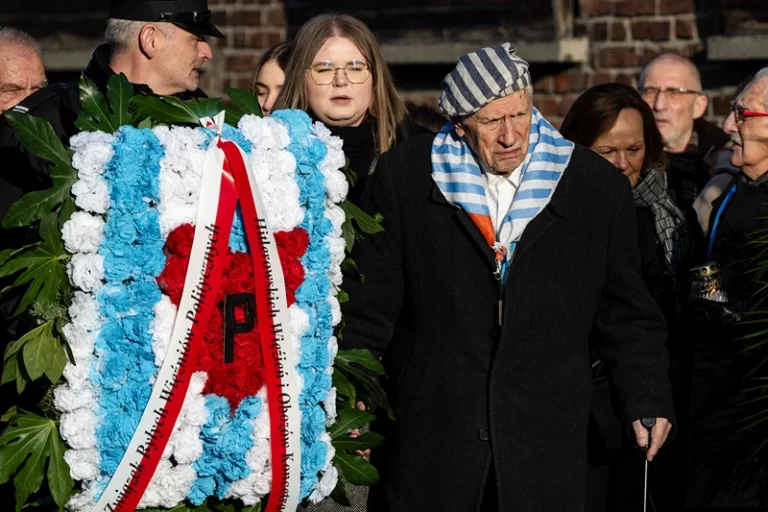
[252,42,292,115]
[560,83,693,511]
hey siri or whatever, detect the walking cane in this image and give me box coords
[641,417,656,512]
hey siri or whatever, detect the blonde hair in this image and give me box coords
[275,14,406,152]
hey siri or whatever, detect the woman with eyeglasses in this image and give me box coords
[252,42,292,116]
[560,83,694,512]
[275,14,421,204]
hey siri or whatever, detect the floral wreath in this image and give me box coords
[0,74,390,512]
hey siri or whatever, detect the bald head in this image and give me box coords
[638,53,707,153]
[0,27,46,114]
[639,53,702,91]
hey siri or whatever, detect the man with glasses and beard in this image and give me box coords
[638,53,731,235]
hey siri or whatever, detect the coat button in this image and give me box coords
[478,428,489,441]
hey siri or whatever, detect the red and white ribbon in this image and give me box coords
[95,113,301,512]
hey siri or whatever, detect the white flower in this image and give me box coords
[70,131,114,182]
[54,384,95,413]
[64,448,101,481]
[62,211,106,254]
[69,291,102,332]
[72,178,110,214]
[59,409,98,449]
[66,479,101,511]
[324,169,349,204]
[328,296,341,327]
[324,387,338,426]
[67,253,104,292]
[138,460,197,509]
[239,115,290,151]
[309,464,339,504]
[61,322,96,362]
[150,295,177,366]
[325,205,345,238]
[312,121,343,153]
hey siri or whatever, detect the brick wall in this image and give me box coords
[529,0,737,128]
[199,0,288,98]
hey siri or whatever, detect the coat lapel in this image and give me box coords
[430,182,496,273]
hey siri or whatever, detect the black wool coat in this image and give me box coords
[341,134,675,512]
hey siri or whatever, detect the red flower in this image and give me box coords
[157,222,309,410]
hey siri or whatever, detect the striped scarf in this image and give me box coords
[431,107,574,276]
[633,169,692,284]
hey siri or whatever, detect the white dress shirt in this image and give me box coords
[481,164,523,247]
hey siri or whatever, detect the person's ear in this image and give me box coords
[138,24,164,59]
[454,122,466,138]
[693,94,708,119]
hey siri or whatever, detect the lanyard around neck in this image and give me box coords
[707,184,737,261]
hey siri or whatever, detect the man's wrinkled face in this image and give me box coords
[455,90,532,176]
[723,78,768,180]
[0,46,46,113]
[640,58,707,153]
[153,25,213,95]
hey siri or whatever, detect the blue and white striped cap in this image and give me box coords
[439,42,531,118]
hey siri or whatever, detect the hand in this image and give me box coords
[631,417,672,461]
[350,401,370,461]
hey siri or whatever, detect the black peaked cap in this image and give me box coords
[108,0,224,38]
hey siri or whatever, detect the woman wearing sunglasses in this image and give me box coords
[275,14,423,203]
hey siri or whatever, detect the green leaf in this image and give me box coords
[1,408,17,423]
[341,258,364,283]
[0,411,73,510]
[137,117,153,129]
[332,431,384,451]
[22,322,55,381]
[143,504,195,512]
[341,218,356,253]
[4,322,49,362]
[332,368,356,405]
[342,157,358,187]
[3,112,77,228]
[183,98,226,120]
[329,477,351,506]
[44,339,67,384]
[224,106,243,127]
[333,452,379,486]
[0,249,14,268]
[226,88,263,117]
[336,362,394,420]
[328,407,375,439]
[15,363,26,395]
[336,349,385,375]
[340,200,384,235]
[0,219,69,316]
[78,73,116,133]
[58,197,76,228]
[106,73,134,127]
[2,359,18,386]
[243,503,262,512]
[337,288,350,304]
[132,96,199,125]
[74,113,101,133]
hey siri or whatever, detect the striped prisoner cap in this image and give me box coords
[439,42,531,118]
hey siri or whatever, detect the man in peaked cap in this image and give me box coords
[0,0,223,345]
[341,43,674,511]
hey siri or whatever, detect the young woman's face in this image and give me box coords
[254,59,285,115]
[305,36,373,127]
[590,108,647,188]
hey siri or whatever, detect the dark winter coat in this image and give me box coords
[341,134,675,512]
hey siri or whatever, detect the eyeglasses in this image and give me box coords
[638,87,701,101]
[308,61,370,85]
[730,102,768,123]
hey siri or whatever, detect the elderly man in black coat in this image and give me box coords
[341,43,675,512]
